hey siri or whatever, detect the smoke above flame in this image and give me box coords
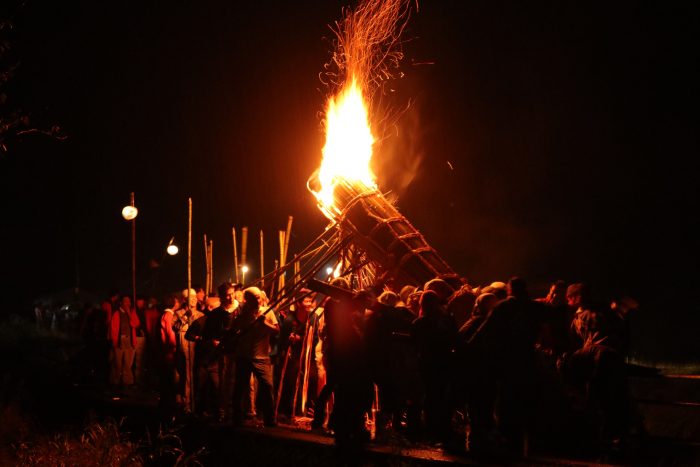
[313,0,411,216]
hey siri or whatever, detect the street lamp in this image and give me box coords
[241,265,249,286]
[166,237,179,256]
[121,205,138,221]
[122,192,138,306]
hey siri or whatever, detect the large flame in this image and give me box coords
[316,78,376,210]
[312,0,409,217]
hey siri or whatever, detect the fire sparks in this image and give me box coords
[311,0,410,218]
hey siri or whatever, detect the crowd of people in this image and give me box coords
[72,274,643,459]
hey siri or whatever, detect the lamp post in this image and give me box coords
[121,192,138,306]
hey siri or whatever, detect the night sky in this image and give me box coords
[2,1,697,360]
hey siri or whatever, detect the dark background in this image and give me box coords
[1,1,697,362]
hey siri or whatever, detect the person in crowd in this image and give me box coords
[173,288,204,414]
[312,276,351,430]
[446,283,477,328]
[159,294,180,421]
[206,294,221,312]
[399,285,417,310]
[365,289,417,439]
[143,296,162,389]
[195,286,206,312]
[325,286,374,455]
[536,280,572,357]
[482,281,508,301]
[230,286,279,427]
[405,289,422,316]
[108,289,120,317]
[218,283,240,422]
[560,283,632,455]
[79,300,110,384]
[233,283,244,307]
[610,295,639,359]
[455,292,500,454]
[423,278,455,306]
[186,284,234,421]
[567,282,622,351]
[108,295,140,389]
[486,277,549,456]
[411,289,457,445]
[133,295,148,387]
[277,289,316,420]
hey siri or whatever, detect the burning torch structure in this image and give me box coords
[253,0,462,305]
[244,0,467,422]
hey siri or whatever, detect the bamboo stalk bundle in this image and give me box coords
[260,230,265,286]
[232,227,239,283]
[203,234,209,295]
[188,198,192,297]
[278,230,286,292]
[209,239,214,293]
[241,226,248,271]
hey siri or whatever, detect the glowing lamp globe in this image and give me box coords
[326,267,333,275]
[121,205,138,220]
[166,244,179,256]
[241,265,249,274]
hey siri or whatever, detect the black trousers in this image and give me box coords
[232,357,275,425]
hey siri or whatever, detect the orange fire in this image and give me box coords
[316,78,376,212]
[311,0,409,219]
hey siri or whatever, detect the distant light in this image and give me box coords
[326,267,333,275]
[241,265,249,274]
[121,205,138,220]
[166,244,179,256]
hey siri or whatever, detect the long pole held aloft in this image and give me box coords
[203,233,209,295]
[208,239,214,294]
[278,230,286,292]
[232,227,239,284]
[283,215,293,266]
[130,192,136,307]
[241,226,248,282]
[260,230,265,287]
[188,198,192,302]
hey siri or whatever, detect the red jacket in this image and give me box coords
[160,309,177,355]
[109,308,140,348]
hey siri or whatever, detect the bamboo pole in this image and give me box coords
[278,230,286,292]
[291,316,311,419]
[232,227,239,283]
[283,215,293,266]
[188,198,192,300]
[294,261,300,285]
[300,312,316,415]
[209,239,214,294]
[203,234,209,295]
[241,226,248,279]
[251,221,336,289]
[130,192,136,307]
[260,230,265,286]
[272,259,279,300]
[274,344,291,420]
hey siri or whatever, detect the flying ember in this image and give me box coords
[310,0,409,219]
